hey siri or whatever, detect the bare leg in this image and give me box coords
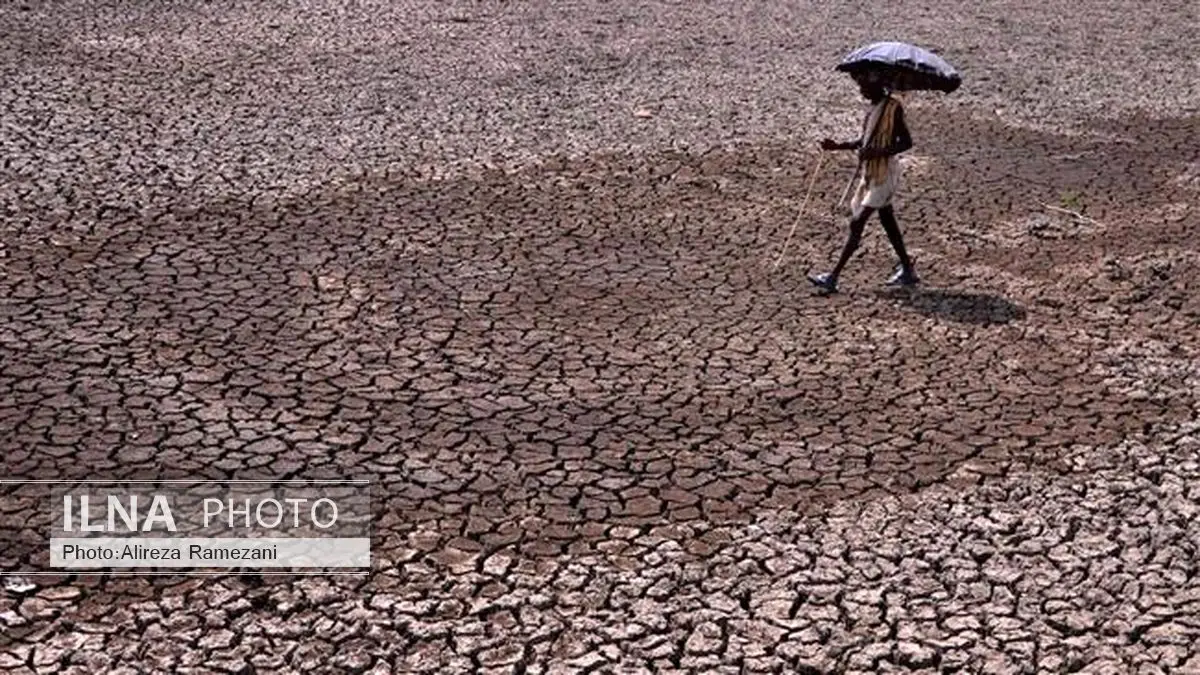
[878,205,912,271]
[809,207,873,292]
[831,207,874,279]
[879,205,919,285]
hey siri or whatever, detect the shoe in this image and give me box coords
[808,272,838,294]
[886,265,919,287]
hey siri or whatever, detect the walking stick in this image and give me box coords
[770,152,827,270]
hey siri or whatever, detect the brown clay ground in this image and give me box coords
[2,1,1200,673]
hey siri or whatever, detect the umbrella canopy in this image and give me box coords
[836,41,961,93]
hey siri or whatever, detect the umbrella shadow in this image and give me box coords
[874,287,1027,325]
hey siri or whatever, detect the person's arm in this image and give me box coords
[858,104,912,160]
[820,137,861,152]
[892,104,913,154]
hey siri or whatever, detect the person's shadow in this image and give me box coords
[875,287,1027,325]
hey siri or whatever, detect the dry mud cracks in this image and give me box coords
[2,1,1200,673]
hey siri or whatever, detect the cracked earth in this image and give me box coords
[2,0,1200,673]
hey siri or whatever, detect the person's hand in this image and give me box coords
[819,138,839,152]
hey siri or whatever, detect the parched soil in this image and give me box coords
[2,1,1199,673]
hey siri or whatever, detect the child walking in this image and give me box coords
[809,72,918,293]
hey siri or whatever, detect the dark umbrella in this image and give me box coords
[836,41,961,93]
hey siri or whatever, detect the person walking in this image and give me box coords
[808,71,919,294]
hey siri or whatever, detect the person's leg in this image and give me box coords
[878,205,918,284]
[831,207,872,278]
[809,207,873,291]
[878,206,912,268]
